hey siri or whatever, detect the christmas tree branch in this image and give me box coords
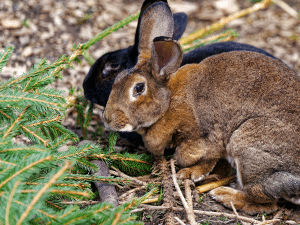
[16,160,71,225]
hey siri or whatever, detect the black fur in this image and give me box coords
[181,41,281,65]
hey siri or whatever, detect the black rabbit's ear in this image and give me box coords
[151,36,183,81]
[138,2,174,58]
[172,12,188,40]
[134,0,168,52]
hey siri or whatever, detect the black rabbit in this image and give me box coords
[83,0,283,146]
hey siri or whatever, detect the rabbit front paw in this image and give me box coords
[177,166,209,182]
[209,187,280,215]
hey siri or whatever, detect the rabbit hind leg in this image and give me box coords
[264,171,300,205]
[209,159,280,215]
[209,185,280,215]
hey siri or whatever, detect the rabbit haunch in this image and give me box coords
[103,37,300,214]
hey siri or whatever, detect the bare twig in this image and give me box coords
[266,208,283,225]
[92,160,119,207]
[230,201,239,217]
[184,179,194,210]
[182,30,237,51]
[118,185,147,200]
[179,0,272,45]
[61,200,101,205]
[131,204,169,213]
[285,220,298,224]
[170,159,197,225]
[258,219,281,225]
[272,0,299,18]
[156,157,175,225]
[141,196,160,204]
[110,166,147,186]
[175,217,186,225]
[131,204,264,224]
[192,209,259,224]
[196,175,236,193]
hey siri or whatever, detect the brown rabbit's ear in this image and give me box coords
[138,2,174,58]
[151,36,183,81]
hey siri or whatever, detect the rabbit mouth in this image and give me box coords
[104,123,134,132]
[119,124,134,132]
[101,110,135,132]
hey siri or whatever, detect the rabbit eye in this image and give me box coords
[134,83,145,95]
[110,63,120,70]
[102,63,121,78]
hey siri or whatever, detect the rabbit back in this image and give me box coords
[181,51,300,143]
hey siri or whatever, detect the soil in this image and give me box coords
[1,0,300,224]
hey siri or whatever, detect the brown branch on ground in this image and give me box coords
[179,0,272,45]
[91,160,119,207]
[155,157,175,225]
[118,185,147,201]
[61,200,101,205]
[175,216,186,225]
[131,205,280,224]
[272,0,299,18]
[196,175,236,193]
[170,159,197,225]
[184,179,194,210]
[78,140,119,207]
[109,166,147,186]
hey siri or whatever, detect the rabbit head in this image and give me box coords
[103,39,182,132]
[103,2,184,131]
[83,0,187,107]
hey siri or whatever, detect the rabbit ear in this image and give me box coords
[138,2,174,58]
[151,36,183,81]
[172,12,188,40]
[134,0,169,53]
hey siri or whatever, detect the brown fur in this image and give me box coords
[102,15,300,214]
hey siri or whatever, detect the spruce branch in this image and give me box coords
[16,160,71,225]
[21,125,50,147]
[3,105,29,139]
[64,174,132,185]
[0,159,17,166]
[5,180,21,225]
[0,46,14,74]
[80,11,140,51]
[0,155,52,189]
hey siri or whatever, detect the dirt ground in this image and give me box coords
[1,0,300,224]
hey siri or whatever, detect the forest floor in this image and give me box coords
[1,0,300,224]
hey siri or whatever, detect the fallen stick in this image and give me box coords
[118,185,147,200]
[109,166,147,186]
[170,159,197,225]
[196,175,236,193]
[175,217,186,225]
[61,200,101,205]
[131,205,260,224]
[78,141,119,207]
[184,179,194,210]
[272,0,299,18]
[157,157,175,225]
[179,0,272,45]
[92,160,119,207]
[141,196,160,204]
[182,30,237,51]
[258,219,281,225]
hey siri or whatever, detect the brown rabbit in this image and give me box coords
[102,2,300,215]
